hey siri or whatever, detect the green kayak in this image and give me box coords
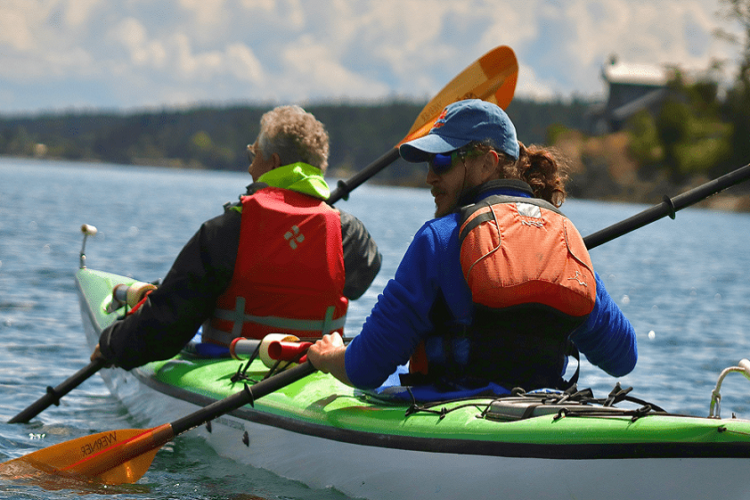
[72,265,750,500]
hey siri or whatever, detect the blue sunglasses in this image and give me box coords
[428,146,480,175]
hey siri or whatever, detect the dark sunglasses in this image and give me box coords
[246,144,256,163]
[428,146,479,175]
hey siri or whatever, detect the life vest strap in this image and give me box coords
[207,298,345,346]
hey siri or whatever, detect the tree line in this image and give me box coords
[0,98,592,186]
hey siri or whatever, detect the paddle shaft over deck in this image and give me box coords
[71,361,316,480]
[171,361,316,435]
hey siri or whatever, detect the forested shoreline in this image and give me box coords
[1,94,749,210]
[0,98,592,182]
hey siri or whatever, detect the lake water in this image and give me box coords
[2,156,750,499]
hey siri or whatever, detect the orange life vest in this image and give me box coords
[458,195,596,316]
[407,193,596,390]
[202,187,348,346]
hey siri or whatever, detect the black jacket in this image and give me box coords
[99,187,382,369]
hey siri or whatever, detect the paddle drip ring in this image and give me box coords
[46,386,62,406]
[662,195,677,220]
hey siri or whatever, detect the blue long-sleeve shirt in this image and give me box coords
[345,185,637,390]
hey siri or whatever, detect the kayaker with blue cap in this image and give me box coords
[309,99,637,398]
[91,105,382,370]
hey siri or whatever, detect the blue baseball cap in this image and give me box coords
[399,99,519,162]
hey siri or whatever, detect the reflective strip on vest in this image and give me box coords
[206,297,346,346]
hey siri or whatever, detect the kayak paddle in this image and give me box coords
[584,163,750,250]
[7,358,108,425]
[327,45,518,204]
[0,360,316,485]
[0,45,517,480]
[5,47,515,425]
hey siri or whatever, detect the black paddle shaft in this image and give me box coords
[8,358,107,424]
[584,163,750,250]
[170,361,316,436]
[328,149,400,205]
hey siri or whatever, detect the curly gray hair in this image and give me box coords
[257,105,329,171]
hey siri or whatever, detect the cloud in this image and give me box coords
[277,36,389,101]
[0,0,46,52]
[65,0,102,27]
[227,43,264,83]
[177,0,228,28]
[497,0,740,98]
[0,0,743,114]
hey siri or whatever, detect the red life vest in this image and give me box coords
[203,187,348,346]
[407,193,596,390]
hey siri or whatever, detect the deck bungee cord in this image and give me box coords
[401,382,666,422]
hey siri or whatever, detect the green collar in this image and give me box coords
[257,162,330,200]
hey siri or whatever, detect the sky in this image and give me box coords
[0,0,744,116]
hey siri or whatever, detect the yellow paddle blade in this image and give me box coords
[0,424,175,485]
[400,45,518,146]
[326,45,519,204]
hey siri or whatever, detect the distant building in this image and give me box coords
[589,55,671,134]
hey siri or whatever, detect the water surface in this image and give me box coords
[2,157,750,499]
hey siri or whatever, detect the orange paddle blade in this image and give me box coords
[0,424,174,485]
[400,45,518,145]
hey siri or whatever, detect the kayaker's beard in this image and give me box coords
[433,188,463,218]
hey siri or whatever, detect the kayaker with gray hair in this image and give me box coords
[91,105,382,370]
[308,99,637,399]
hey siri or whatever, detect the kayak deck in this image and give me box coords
[134,354,750,458]
[76,267,750,459]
